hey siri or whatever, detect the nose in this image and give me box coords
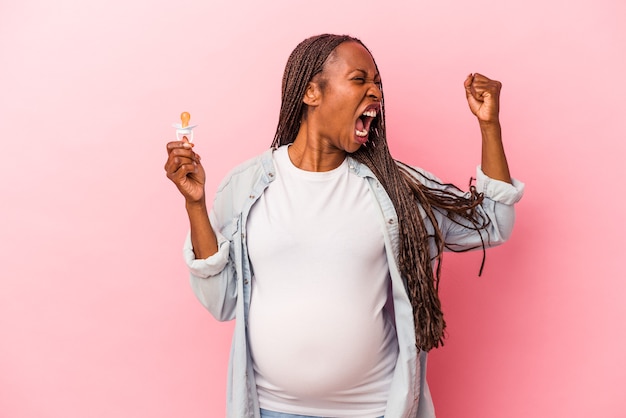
[368,82,382,101]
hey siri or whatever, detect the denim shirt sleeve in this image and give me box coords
[475,165,525,205]
[182,209,238,322]
[180,150,273,324]
[442,165,525,250]
[183,215,230,278]
[402,163,525,252]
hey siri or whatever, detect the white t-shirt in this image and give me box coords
[246,146,398,417]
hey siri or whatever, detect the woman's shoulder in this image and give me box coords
[215,148,275,195]
[210,148,276,224]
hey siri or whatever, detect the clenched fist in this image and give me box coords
[464,73,502,124]
[164,136,206,204]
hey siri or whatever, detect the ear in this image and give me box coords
[303,81,321,106]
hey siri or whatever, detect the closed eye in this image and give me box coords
[352,77,382,88]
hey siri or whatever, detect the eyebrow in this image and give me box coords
[353,68,381,79]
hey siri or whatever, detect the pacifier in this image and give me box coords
[173,111,198,142]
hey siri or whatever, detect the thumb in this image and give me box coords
[464,73,482,115]
[182,135,194,148]
[464,73,474,98]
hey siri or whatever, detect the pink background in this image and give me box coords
[1,0,625,417]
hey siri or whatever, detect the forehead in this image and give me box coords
[325,41,378,75]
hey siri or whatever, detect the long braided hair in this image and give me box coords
[271,34,490,352]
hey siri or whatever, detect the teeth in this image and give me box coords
[356,108,377,137]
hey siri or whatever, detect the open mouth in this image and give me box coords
[355,105,379,141]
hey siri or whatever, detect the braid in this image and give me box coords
[272,34,491,352]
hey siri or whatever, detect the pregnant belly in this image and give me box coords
[248,296,396,399]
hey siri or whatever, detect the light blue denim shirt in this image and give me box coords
[183,147,524,418]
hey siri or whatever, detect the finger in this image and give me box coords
[164,151,199,174]
[166,160,199,183]
[166,144,193,165]
[166,140,194,153]
[471,81,495,100]
[467,80,485,102]
[467,73,489,100]
[472,73,490,83]
[166,146,201,167]
[180,135,196,149]
[168,146,199,159]
[471,84,488,98]
[472,81,501,102]
[464,73,474,96]
[470,74,501,90]
[165,159,197,178]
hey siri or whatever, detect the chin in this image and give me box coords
[344,142,363,153]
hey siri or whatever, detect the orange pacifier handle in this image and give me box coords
[181,112,190,128]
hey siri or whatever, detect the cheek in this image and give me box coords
[330,96,357,120]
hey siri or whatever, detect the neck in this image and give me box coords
[288,121,347,172]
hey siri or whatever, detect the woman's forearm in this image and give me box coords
[479,120,512,184]
[186,199,219,259]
